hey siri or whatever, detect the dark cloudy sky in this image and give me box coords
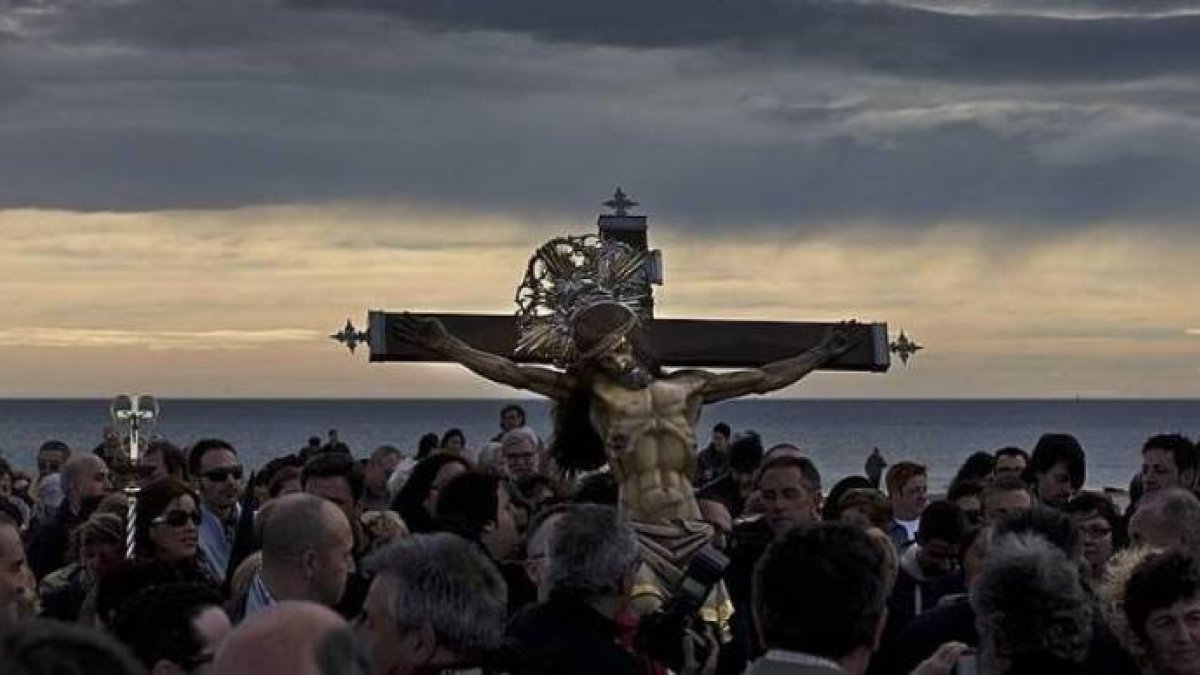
[2,0,1198,397]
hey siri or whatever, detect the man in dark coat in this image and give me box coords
[507,504,648,675]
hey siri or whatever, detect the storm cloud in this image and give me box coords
[1,0,1199,231]
[285,0,1200,82]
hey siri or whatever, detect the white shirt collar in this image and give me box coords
[763,649,844,672]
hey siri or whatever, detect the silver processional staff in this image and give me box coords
[110,394,159,560]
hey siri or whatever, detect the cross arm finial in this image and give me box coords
[331,318,370,354]
[889,330,924,365]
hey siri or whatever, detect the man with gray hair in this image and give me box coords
[507,504,645,675]
[500,428,540,480]
[361,533,507,675]
[361,444,402,512]
[1128,487,1200,554]
[971,532,1093,675]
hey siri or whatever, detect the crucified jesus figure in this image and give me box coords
[397,302,854,617]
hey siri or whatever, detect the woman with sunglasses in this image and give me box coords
[134,478,204,564]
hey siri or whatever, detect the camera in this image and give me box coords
[669,543,729,617]
[635,543,729,671]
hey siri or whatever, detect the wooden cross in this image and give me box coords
[334,190,905,372]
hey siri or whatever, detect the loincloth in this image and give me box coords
[629,519,734,631]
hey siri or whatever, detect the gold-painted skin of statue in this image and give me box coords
[395,308,852,620]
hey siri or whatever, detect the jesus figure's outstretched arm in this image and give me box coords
[394,313,571,400]
[695,322,856,404]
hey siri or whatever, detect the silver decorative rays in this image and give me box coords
[515,235,652,365]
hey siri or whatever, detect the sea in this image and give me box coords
[1,398,1196,493]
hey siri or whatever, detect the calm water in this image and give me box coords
[0,398,1196,491]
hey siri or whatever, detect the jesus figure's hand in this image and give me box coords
[395,312,452,352]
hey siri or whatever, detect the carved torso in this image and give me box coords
[589,371,706,524]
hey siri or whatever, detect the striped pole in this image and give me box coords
[125,488,138,559]
[112,395,158,560]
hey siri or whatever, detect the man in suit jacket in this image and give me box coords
[747,523,892,675]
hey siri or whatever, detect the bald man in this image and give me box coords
[232,494,355,622]
[27,454,110,579]
[212,601,368,675]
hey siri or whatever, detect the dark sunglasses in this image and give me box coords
[201,466,244,482]
[153,509,201,528]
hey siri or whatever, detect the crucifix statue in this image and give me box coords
[335,189,915,623]
[396,301,851,624]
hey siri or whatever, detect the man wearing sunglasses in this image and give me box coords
[189,438,244,583]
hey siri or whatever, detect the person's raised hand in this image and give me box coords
[395,312,452,351]
[910,641,971,675]
[816,320,860,359]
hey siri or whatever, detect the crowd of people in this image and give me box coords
[0,404,1198,675]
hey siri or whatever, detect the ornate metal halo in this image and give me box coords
[515,235,652,365]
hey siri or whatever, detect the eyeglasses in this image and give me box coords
[152,509,201,528]
[201,466,244,482]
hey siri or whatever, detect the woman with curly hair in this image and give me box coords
[1123,550,1200,675]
